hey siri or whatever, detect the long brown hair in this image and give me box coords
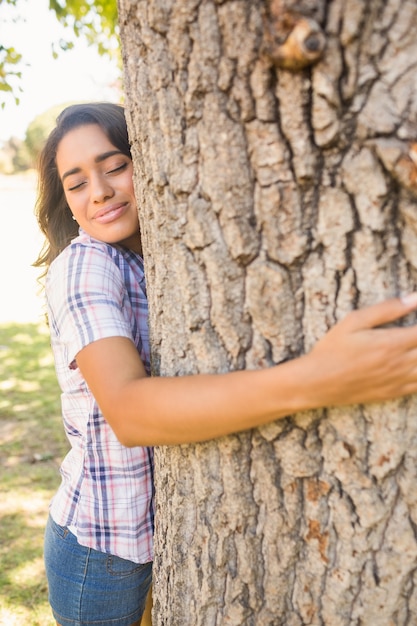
[34,102,131,274]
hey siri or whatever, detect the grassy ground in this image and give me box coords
[0,321,68,625]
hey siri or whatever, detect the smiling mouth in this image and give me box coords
[93,203,127,223]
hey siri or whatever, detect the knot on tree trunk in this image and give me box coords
[262,6,326,71]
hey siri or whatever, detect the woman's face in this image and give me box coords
[56,123,141,253]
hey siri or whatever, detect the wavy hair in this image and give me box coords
[34,102,131,275]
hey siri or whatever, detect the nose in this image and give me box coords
[90,173,114,203]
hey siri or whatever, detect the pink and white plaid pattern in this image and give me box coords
[46,230,154,564]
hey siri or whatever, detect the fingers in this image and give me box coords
[308,295,417,408]
[351,338,417,402]
[362,357,417,403]
[341,294,417,332]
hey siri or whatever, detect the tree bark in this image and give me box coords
[117,0,417,623]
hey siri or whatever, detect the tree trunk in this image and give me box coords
[117,0,417,623]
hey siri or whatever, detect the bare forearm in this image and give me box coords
[114,359,309,446]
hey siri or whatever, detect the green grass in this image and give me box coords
[0,321,69,625]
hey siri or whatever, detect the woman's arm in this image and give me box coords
[76,295,417,447]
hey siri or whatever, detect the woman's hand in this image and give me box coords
[302,294,417,407]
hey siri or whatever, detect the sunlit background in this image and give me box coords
[1,0,121,323]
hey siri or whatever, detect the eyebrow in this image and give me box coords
[61,150,125,182]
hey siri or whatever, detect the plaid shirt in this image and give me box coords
[46,229,154,564]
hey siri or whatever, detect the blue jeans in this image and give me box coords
[44,515,152,626]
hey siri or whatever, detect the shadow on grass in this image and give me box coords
[0,322,68,625]
[0,322,67,462]
[0,509,55,625]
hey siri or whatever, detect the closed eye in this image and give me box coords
[107,163,128,175]
[68,180,86,191]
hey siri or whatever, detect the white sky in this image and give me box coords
[1,0,121,142]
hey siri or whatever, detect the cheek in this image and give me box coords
[64,193,73,211]
[66,197,85,221]
[124,170,135,195]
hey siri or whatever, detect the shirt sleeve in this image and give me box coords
[46,242,133,366]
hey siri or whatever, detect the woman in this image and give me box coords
[35,102,417,626]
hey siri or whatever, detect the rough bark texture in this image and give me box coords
[117,1,417,623]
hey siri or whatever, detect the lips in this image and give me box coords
[93,203,127,224]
